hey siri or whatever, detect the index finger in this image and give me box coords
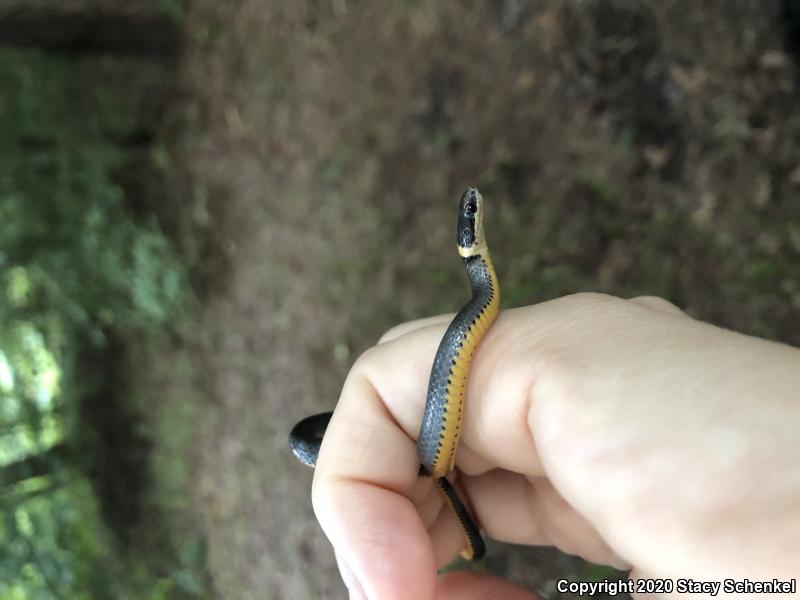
[312,324,441,600]
[311,311,546,598]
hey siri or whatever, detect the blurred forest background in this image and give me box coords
[0,1,798,598]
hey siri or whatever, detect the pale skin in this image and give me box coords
[310,293,800,599]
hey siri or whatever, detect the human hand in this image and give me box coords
[311,293,800,599]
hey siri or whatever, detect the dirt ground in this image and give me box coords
[158,1,800,598]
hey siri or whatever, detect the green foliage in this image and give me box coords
[0,49,186,335]
[161,0,186,22]
[0,48,197,597]
[0,480,108,600]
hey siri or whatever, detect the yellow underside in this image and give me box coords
[430,255,500,478]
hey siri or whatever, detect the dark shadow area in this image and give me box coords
[786,0,800,74]
[75,333,151,545]
[0,1,181,56]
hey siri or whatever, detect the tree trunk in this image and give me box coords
[0,442,69,488]
[0,0,180,55]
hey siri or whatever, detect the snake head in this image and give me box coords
[457,187,486,257]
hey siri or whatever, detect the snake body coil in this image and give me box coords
[290,187,499,561]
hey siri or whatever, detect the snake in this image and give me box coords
[289,187,500,561]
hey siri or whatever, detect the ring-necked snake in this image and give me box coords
[289,187,500,561]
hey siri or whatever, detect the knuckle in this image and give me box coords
[349,343,382,377]
[628,295,685,316]
[558,291,621,311]
[377,323,405,344]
